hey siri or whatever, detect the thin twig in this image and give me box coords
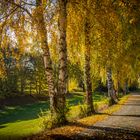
[7,0,32,17]
[21,0,36,7]
[0,6,19,21]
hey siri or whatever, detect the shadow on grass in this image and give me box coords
[0,92,107,129]
[68,92,107,106]
[0,125,6,129]
[0,93,85,126]
[0,134,24,140]
[0,101,49,125]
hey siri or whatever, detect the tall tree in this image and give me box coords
[34,0,59,119]
[84,14,95,114]
[57,0,68,123]
[34,0,68,124]
[106,67,118,104]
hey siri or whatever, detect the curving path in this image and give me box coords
[77,92,140,140]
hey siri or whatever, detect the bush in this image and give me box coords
[39,110,63,129]
[78,104,88,118]
[94,103,98,111]
[39,103,70,129]
[78,104,96,118]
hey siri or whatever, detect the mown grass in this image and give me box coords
[0,92,110,139]
[78,94,130,125]
[0,102,49,140]
[30,94,130,140]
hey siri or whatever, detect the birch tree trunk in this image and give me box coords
[107,68,118,105]
[57,0,68,123]
[35,0,68,124]
[35,0,58,116]
[85,16,95,115]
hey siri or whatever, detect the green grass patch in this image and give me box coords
[0,92,108,139]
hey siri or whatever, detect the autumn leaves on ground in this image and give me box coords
[0,0,140,140]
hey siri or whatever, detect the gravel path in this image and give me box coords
[77,93,140,140]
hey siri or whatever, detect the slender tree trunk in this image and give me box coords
[115,80,120,100]
[66,78,69,94]
[82,82,85,92]
[106,68,118,105]
[30,80,32,95]
[35,80,38,94]
[38,77,41,94]
[57,0,68,123]
[35,0,58,115]
[123,80,128,95]
[116,80,119,96]
[116,71,120,96]
[20,76,24,94]
[84,16,95,115]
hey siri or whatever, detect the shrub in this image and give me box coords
[39,103,70,129]
[78,104,89,118]
[94,103,98,111]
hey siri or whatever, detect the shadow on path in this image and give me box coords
[43,122,140,140]
[96,112,140,117]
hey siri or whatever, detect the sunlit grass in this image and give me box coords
[0,92,126,139]
[0,119,42,140]
[36,95,130,139]
[0,101,49,139]
[79,94,130,125]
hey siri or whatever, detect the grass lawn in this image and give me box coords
[0,92,108,140]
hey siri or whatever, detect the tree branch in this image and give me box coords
[0,6,19,21]
[7,0,32,17]
[21,0,36,7]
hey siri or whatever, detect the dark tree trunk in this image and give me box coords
[82,82,85,92]
[20,77,25,94]
[123,80,128,95]
[116,80,120,96]
[29,80,32,95]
